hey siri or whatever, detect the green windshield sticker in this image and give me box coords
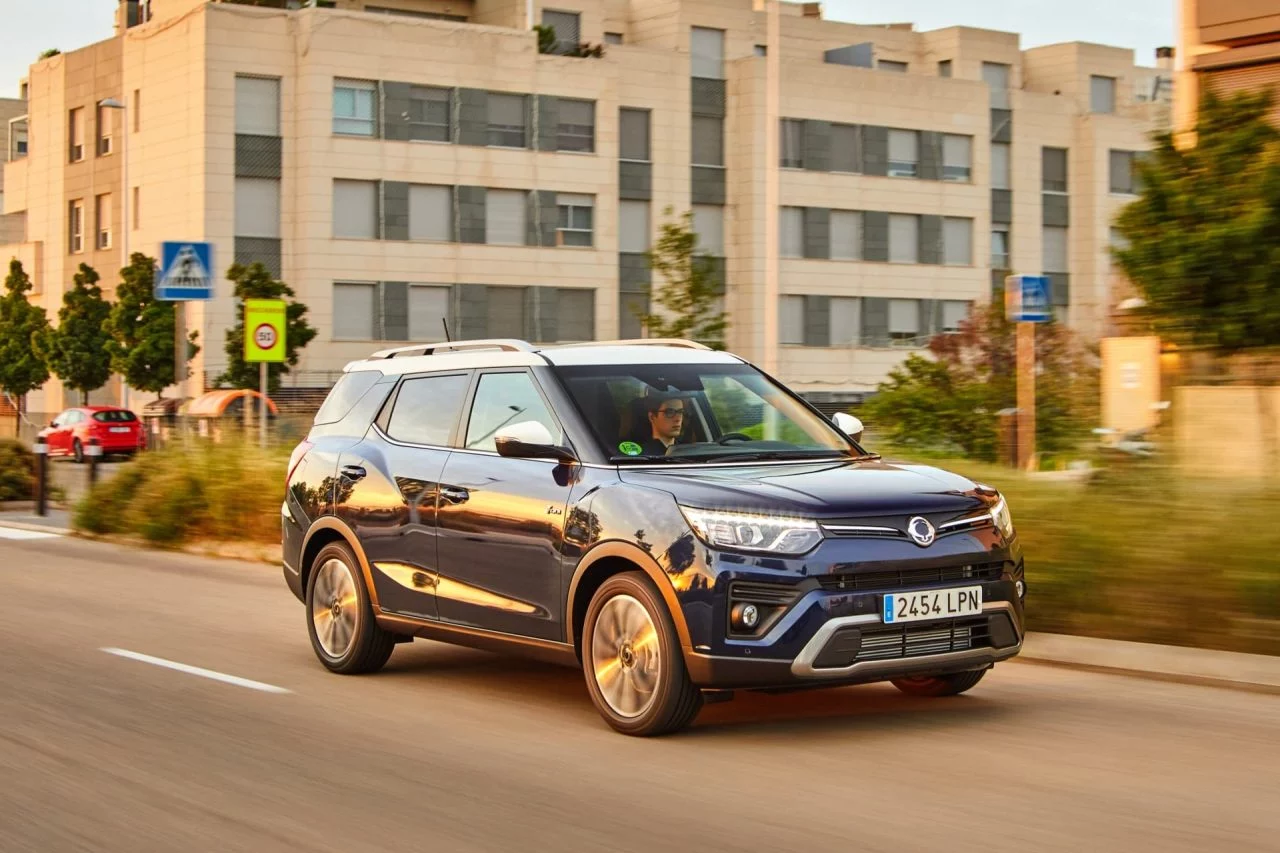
[618,441,643,456]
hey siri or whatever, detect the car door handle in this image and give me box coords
[340,464,367,481]
[439,486,469,504]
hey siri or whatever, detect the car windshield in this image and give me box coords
[554,363,859,463]
[92,410,137,423]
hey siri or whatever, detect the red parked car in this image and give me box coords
[39,406,146,462]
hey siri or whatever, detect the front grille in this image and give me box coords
[729,581,801,606]
[856,617,992,662]
[817,562,1005,593]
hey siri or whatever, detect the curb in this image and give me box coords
[0,519,74,536]
[1012,631,1280,694]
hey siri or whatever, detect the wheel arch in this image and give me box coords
[300,517,382,611]
[565,541,693,659]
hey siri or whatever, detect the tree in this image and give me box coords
[1113,88,1280,351]
[35,263,113,404]
[215,262,317,393]
[639,207,728,350]
[861,301,1097,462]
[103,253,199,397]
[0,259,52,416]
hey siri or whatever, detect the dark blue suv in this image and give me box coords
[282,339,1025,736]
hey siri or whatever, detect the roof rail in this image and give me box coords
[552,338,713,351]
[368,339,537,359]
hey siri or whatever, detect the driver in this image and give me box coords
[641,394,686,456]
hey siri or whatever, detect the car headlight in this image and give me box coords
[680,506,823,556]
[990,496,1015,539]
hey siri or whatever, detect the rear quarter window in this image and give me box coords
[314,371,383,425]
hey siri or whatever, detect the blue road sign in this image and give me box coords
[1004,274,1052,323]
[157,241,214,301]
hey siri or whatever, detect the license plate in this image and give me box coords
[883,586,983,624]
[110,426,130,433]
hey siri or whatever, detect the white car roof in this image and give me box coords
[343,339,746,376]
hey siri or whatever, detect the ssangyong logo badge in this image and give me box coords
[907,516,936,547]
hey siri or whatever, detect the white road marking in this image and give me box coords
[0,527,61,540]
[100,648,293,694]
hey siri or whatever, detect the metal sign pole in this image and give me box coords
[1017,321,1036,471]
[175,301,187,446]
[260,361,268,449]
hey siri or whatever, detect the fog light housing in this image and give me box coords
[731,603,760,631]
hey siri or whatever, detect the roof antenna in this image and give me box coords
[442,318,452,342]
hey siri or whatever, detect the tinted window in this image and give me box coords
[464,372,563,452]
[314,370,382,425]
[385,374,470,446]
[92,410,137,423]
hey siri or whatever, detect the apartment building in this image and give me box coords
[1177,0,1280,134]
[1,0,1171,412]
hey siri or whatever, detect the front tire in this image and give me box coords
[582,572,703,737]
[891,668,988,697]
[305,541,394,674]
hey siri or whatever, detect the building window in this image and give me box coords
[557,194,594,246]
[888,214,919,263]
[942,134,972,182]
[333,79,377,136]
[1109,149,1137,194]
[333,282,378,340]
[692,205,724,255]
[691,27,725,79]
[408,85,450,142]
[754,44,767,57]
[888,299,920,343]
[878,60,908,73]
[409,184,453,242]
[991,142,1011,190]
[235,177,281,238]
[691,115,724,166]
[830,210,861,260]
[542,9,582,54]
[96,104,113,156]
[943,217,972,266]
[831,297,861,345]
[488,93,528,148]
[236,75,281,136]
[1090,75,1116,113]
[780,119,804,168]
[991,227,1010,268]
[619,200,650,253]
[605,32,623,45]
[1043,225,1068,273]
[132,186,140,230]
[938,60,952,77]
[619,108,650,160]
[780,207,804,258]
[95,194,112,250]
[887,129,919,177]
[333,180,379,239]
[132,89,141,132]
[982,61,1011,110]
[780,296,804,345]
[69,200,84,253]
[69,107,85,162]
[559,289,595,342]
[941,300,970,333]
[557,98,595,152]
[409,285,450,340]
[486,189,527,245]
[1042,147,1068,193]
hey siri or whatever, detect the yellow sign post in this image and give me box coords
[244,298,287,448]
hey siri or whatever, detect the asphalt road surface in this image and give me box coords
[1,529,1277,853]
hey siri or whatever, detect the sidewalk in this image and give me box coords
[0,506,73,534]
[1016,631,1280,694]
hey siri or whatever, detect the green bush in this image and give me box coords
[73,438,289,544]
[0,438,36,501]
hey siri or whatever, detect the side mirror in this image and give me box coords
[494,421,577,464]
[833,412,865,444]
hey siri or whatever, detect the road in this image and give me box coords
[1,530,1277,853]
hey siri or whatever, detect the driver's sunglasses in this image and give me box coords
[656,407,685,418]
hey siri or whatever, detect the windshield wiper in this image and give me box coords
[607,454,697,464]
[697,449,853,463]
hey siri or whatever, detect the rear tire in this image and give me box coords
[891,668,988,697]
[582,572,703,737]
[72,439,84,464]
[305,541,395,675]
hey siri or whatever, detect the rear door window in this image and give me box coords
[384,373,471,447]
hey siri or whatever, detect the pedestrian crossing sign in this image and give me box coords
[157,242,214,301]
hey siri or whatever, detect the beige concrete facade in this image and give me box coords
[1177,0,1280,137]
[3,0,1171,412]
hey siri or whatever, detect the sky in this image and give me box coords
[1,0,1176,100]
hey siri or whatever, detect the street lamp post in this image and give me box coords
[98,97,129,409]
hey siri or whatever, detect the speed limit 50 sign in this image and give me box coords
[244,298,287,363]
